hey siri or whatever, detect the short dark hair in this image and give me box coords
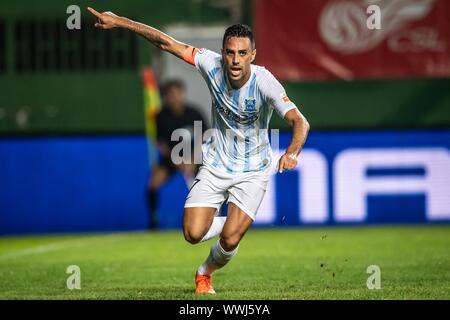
[222,24,255,49]
[161,79,185,96]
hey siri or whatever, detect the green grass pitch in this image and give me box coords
[0,226,449,299]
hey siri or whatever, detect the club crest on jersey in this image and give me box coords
[244,98,257,112]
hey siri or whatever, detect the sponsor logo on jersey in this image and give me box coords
[281,93,290,103]
[214,100,259,126]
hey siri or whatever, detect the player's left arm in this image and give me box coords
[277,108,310,173]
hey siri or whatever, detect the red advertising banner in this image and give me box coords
[255,0,450,81]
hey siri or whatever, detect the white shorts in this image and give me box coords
[184,165,270,220]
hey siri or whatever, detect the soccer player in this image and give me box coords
[87,7,310,294]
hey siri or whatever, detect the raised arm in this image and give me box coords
[277,108,310,173]
[87,7,196,64]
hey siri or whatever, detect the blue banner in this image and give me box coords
[1,130,449,235]
[256,130,450,226]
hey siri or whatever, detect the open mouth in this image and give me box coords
[230,68,242,77]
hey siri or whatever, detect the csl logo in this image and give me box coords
[319,0,436,54]
[257,147,450,224]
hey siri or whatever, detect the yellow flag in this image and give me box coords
[142,68,161,142]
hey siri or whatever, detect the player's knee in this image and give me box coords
[220,233,241,251]
[183,228,203,245]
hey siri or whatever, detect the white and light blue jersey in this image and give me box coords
[194,49,297,173]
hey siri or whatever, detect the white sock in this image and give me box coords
[197,239,239,275]
[200,216,226,242]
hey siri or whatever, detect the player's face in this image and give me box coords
[222,37,256,89]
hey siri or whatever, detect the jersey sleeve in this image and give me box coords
[193,48,221,78]
[259,68,297,118]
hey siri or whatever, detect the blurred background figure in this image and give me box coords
[147,79,207,230]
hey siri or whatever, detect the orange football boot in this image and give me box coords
[195,273,216,294]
